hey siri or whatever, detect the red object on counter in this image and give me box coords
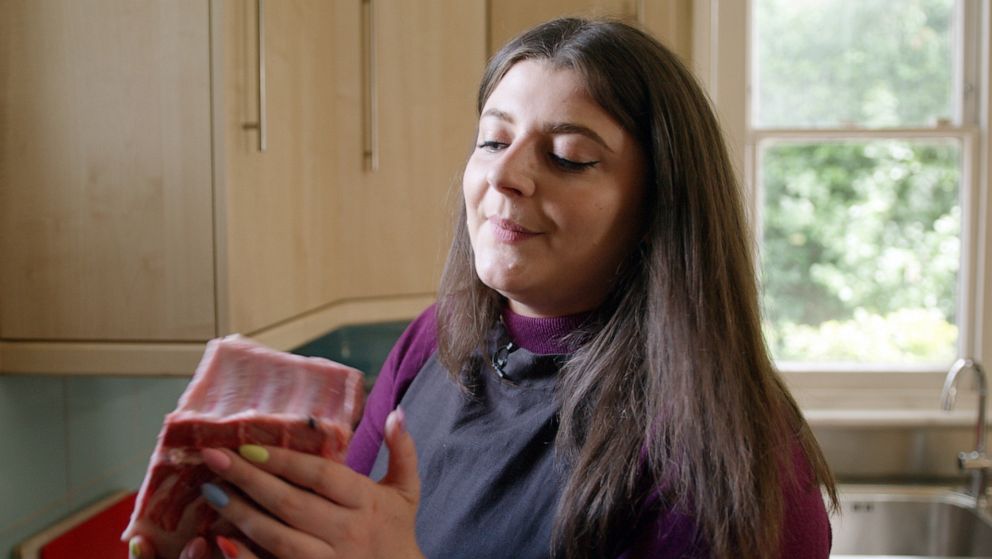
[37,492,136,559]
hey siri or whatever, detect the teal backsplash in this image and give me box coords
[293,320,410,392]
[0,375,188,558]
[0,320,407,558]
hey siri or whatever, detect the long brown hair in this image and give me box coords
[436,18,837,558]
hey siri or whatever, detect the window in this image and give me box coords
[695,0,990,399]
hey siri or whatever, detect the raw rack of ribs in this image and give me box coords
[120,335,364,558]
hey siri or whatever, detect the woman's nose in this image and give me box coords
[486,144,537,197]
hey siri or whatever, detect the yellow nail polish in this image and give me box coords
[129,537,142,559]
[239,444,269,463]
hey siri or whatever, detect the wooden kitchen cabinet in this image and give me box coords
[487,0,693,65]
[0,1,216,343]
[219,0,362,336]
[488,0,639,54]
[0,0,486,375]
[335,0,486,301]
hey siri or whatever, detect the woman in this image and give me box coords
[133,17,836,559]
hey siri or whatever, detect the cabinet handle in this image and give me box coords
[362,0,379,171]
[242,0,267,152]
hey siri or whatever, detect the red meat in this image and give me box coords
[120,335,364,558]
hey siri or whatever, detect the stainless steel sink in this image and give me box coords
[831,485,992,557]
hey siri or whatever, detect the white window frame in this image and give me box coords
[693,0,992,417]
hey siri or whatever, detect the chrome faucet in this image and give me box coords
[940,358,991,505]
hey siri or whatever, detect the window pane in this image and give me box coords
[753,0,956,129]
[759,140,960,365]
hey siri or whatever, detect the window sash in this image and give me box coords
[750,127,979,373]
[751,1,965,130]
[693,0,991,405]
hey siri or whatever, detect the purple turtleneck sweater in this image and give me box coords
[346,305,831,558]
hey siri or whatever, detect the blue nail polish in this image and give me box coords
[201,482,229,508]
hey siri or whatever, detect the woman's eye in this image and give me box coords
[478,140,507,152]
[550,153,599,172]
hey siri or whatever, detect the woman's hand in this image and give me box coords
[129,408,422,559]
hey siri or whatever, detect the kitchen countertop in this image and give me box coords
[806,408,980,428]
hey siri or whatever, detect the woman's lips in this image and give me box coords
[489,216,539,243]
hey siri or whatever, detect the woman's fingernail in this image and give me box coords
[239,444,269,464]
[216,535,240,559]
[201,482,229,508]
[128,537,142,559]
[395,406,407,432]
[201,448,231,471]
[180,537,208,559]
[388,406,407,436]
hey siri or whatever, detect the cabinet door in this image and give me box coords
[220,0,362,335]
[334,0,487,301]
[0,1,215,341]
[488,0,638,55]
[489,1,694,68]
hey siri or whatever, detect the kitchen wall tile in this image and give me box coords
[0,375,189,557]
[294,321,409,390]
[65,377,140,506]
[0,376,68,556]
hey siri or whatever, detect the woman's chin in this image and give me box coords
[475,258,531,291]
[477,276,528,301]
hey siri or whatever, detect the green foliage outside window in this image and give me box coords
[760,141,960,363]
[754,0,961,365]
[754,0,954,128]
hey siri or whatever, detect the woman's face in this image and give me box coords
[463,59,647,317]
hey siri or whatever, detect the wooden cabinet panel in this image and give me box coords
[0,1,215,341]
[335,0,487,301]
[488,0,694,64]
[220,0,362,335]
[488,0,638,55]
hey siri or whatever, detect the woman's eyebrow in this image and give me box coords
[544,122,613,153]
[480,108,613,153]
[481,108,514,122]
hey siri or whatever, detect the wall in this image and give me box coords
[0,321,407,558]
[0,375,187,557]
